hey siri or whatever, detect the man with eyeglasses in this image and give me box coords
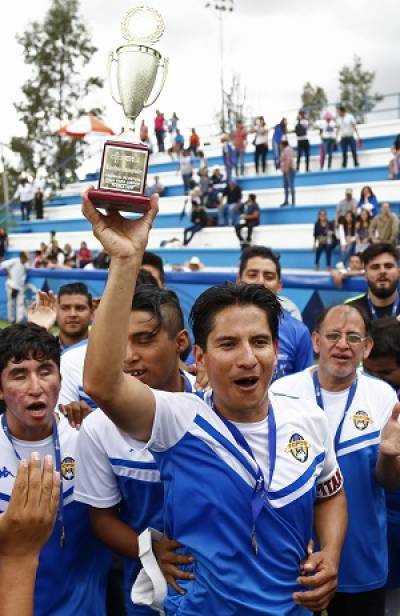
[271,304,400,616]
[345,243,400,320]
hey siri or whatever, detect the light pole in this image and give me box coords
[0,143,10,205]
[205,0,234,133]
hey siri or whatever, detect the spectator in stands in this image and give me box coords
[336,105,361,168]
[0,227,8,262]
[355,209,372,253]
[77,241,92,268]
[272,117,287,169]
[331,253,364,288]
[47,239,64,266]
[221,134,236,184]
[179,149,194,196]
[318,111,337,169]
[345,242,400,320]
[234,193,260,246]
[154,110,165,152]
[313,209,336,271]
[220,178,242,226]
[167,128,184,159]
[340,211,357,265]
[198,167,210,199]
[189,128,200,156]
[280,138,296,207]
[140,119,152,153]
[186,255,204,271]
[252,116,268,175]
[183,200,208,246]
[295,110,310,172]
[203,183,221,225]
[210,167,224,185]
[335,188,357,227]
[92,250,110,270]
[141,251,165,288]
[369,202,399,245]
[232,121,247,176]
[1,251,28,322]
[357,185,378,217]
[168,111,179,136]
[34,186,44,219]
[63,243,75,265]
[146,175,165,197]
[14,176,35,221]
[389,135,400,180]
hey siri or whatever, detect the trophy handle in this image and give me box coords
[107,51,122,105]
[143,56,169,108]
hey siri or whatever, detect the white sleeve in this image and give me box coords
[146,390,201,453]
[58,352,81,405]
[316,430,343,499]
[74,417,121,508]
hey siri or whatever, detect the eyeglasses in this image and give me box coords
[321,331,366,345]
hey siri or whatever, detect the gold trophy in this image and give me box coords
[88,6,168,212]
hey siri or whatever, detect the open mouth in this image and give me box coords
[129,369,146,378]
[26,402,47,418]
[233,376,260,389]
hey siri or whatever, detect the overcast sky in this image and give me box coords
[1,0,399,151]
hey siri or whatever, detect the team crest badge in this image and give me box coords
[352,410,373,431]
[61,456,76,480]
[285,433,310,463]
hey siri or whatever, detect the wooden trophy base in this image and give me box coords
[88,188,151,214]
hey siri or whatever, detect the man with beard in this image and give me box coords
[56,283,93,350]
[345,243,400,320]
[272,304,400,616]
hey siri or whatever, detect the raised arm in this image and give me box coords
[82,190,159,439]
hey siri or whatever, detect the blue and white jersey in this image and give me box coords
[0,415,111,616]
[273,310,313,382]
[121,389,341,616]
[272,368,397,593]
[58,339,96,409]
[74,372,196,615]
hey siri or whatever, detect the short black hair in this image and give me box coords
[131,284,184,338]
[239,245,281,279]
[142,251,165,284]
[314,303,369,332]
[367,317,400,363]
[190,282,281,350]
[136,269,160,288]
[58,282,92,307]
[0,323,61,378]
[361,243,399,266]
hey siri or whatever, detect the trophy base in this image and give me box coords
[88,189,151,214]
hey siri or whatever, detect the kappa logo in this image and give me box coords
[352,410,373,431]
[61,456,76,481]
[285,433,311,463]
[0,466,15,479]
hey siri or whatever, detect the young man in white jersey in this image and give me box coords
[271,304,400,616]
[0,322,111,615]
[74,284,195,615]
[81,190,347,615]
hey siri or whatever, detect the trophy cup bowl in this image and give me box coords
[88,6,168,213]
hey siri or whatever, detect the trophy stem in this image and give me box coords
[119,117,137,141]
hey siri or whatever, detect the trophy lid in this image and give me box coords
[121,6,165,45]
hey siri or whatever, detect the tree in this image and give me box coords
[338,55,383,123]
[300,82,328,122]
[12,0,103,187]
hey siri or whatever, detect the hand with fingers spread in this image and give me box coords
[153,535,195,595]
[28,291,57,331]
[82,188,159,259]
[293,549,338,612]
[0,452,60,559]
[59,400,93,430]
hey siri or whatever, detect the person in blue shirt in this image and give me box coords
[238,245,314,380]
[357,185,378,218]
[363,317,400,616]
[82,190,348,616]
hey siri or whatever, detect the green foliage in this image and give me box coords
[12,0,103,186]
[300,82,328,122]
[338,55,383,123]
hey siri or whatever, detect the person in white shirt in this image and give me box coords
[336,105,361,168]
[318,111,337,169]
[1,252,29,322]
[14,177,35,221]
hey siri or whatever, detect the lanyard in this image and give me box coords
[312,370,358,451]
[2,414,65,547]
[367,293,399,320]
[210,395,276,555]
